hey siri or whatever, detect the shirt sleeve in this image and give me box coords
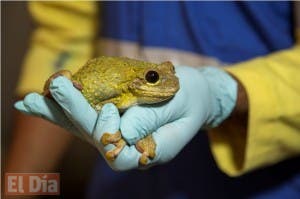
[16,2,99,96]
[208,25,300,176]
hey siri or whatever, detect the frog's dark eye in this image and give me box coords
[145,70,159,83]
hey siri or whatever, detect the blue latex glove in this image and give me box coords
[14,76,141,171]
[15,66,237,169]
[120,66,237,166]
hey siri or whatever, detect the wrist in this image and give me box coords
[198,67,238,128]
[220,73,249,131]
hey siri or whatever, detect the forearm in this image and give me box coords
[208,46,300,176]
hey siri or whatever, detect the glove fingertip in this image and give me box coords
[49,76,73,89]
[14,101,29,114]
[101,103,118,115]
[99,103,119,122]
[23,92,41,102]
[94,103,121,140]
[49,76,76,104]
[119,123,140,145]
[14,100,24,109]
[22,93,45,112]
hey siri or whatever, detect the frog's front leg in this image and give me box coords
[101,131,126,161]
[43,70,83,97]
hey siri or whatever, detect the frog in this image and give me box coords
[43,56,179,165]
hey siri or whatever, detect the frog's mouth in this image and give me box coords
[137,88,178,97]
[133,86,179,101]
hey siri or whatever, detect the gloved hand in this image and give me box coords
[14,76,141,171]
[14,66,237,170]
[120,66,237,166]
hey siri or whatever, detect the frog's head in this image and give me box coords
[129,61,180,104]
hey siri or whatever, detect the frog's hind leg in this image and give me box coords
[135,135,156,165]
[101,131,157,165]
[101,131,126,161]
[43,70,83,98]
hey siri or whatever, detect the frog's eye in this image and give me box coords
[145,70,159,84]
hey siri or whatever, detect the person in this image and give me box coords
[10,1,300,198]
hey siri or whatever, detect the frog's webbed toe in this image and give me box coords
[101,131,126,161]
[43,70,82,98]
[135,135,156,165]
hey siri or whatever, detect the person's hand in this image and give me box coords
[14,65,237,170]
[120,66,238,166]
[14,76,141,171]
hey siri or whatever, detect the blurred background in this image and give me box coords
[2,1,300,199]
[2,2,98,198]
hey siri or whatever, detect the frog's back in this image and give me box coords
[72,56,156,81]
[71,56,157,110]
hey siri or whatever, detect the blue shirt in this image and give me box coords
[87,2,300,199]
